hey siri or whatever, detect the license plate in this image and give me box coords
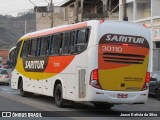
[117,94,128,98]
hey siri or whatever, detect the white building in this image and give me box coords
[119,0,160,71]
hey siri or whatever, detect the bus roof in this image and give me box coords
[19,21,87,41]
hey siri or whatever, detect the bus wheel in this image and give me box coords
[155,89,160,100]
[94,103,114,110]
[19,80,28,97]
[54,84,64,107]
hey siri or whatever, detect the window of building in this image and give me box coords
[156,41,160,48]
[136,0,151,20]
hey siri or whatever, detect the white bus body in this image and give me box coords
[11,20,150,108]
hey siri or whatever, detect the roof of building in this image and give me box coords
[58,0,74,6]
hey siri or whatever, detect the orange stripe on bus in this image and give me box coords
[28,22,87,38]
[45,55,75,73]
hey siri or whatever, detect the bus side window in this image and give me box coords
[50,34,60,55]
[21,40,29,58]
[62,32,70,55]
[13,41,22,66]
[69,31,76,54]
[74,28,89,54]
[30,39,37,56]
[59,33,63,55]
[84,28,90,43]
[40,36,50,56]
[49,35,54,55]
[46,36,51,56]
[36,38,41,56]
[28,40,32,56]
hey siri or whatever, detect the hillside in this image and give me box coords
[0,13,36,49]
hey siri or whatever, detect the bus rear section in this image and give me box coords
[89,21,150,104]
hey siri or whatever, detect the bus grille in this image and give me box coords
[103,53,145,64]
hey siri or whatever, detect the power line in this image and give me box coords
[44,0,50,4]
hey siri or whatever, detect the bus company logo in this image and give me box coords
[99,34,149,48]
[106,34,144,44]
[25,60,44,69]
[23,57,48,72]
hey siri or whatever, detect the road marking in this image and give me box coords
[0,93,53,111]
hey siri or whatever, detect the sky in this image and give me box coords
[0,0,66,16]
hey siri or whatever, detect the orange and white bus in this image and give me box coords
[11,20,150,109]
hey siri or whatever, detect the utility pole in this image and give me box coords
[24,19,27,34]
[75,0,79,23]
[122,0,128,21]
[50,0,54,27]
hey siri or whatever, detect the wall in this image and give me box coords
[0,49,9,64]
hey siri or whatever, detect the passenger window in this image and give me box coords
[40,36,50,56]
[30,39,37,56]
[50,34,60,55]
[59,33,63,55]
[13,41,22,66]
[27,40,32,57]
[74,28,89,54]
[62,32,70,55]
[21,40,29,58]
[35,38,41,56]
[69,31,76,54]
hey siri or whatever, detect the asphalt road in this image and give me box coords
[0,85,159,120]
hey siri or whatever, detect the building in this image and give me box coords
[119,0,160,71]
[34,0,119,30]
[0,49,9,64]
[34,6,67,30]
[61,0,119,23]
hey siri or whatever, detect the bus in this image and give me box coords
[8,46,16,68]
[11,20,150,109]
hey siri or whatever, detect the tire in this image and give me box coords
[94,103,114,110]
[155,89,160,100]
[19,80,29,97]
[54,84,64,107]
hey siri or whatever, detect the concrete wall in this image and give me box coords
[152,0,160,17]
[36,6,66,30]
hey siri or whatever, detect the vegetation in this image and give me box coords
[0,13,36,49]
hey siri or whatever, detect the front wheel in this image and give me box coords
[19,80,30,97]
[54,84,64,107]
